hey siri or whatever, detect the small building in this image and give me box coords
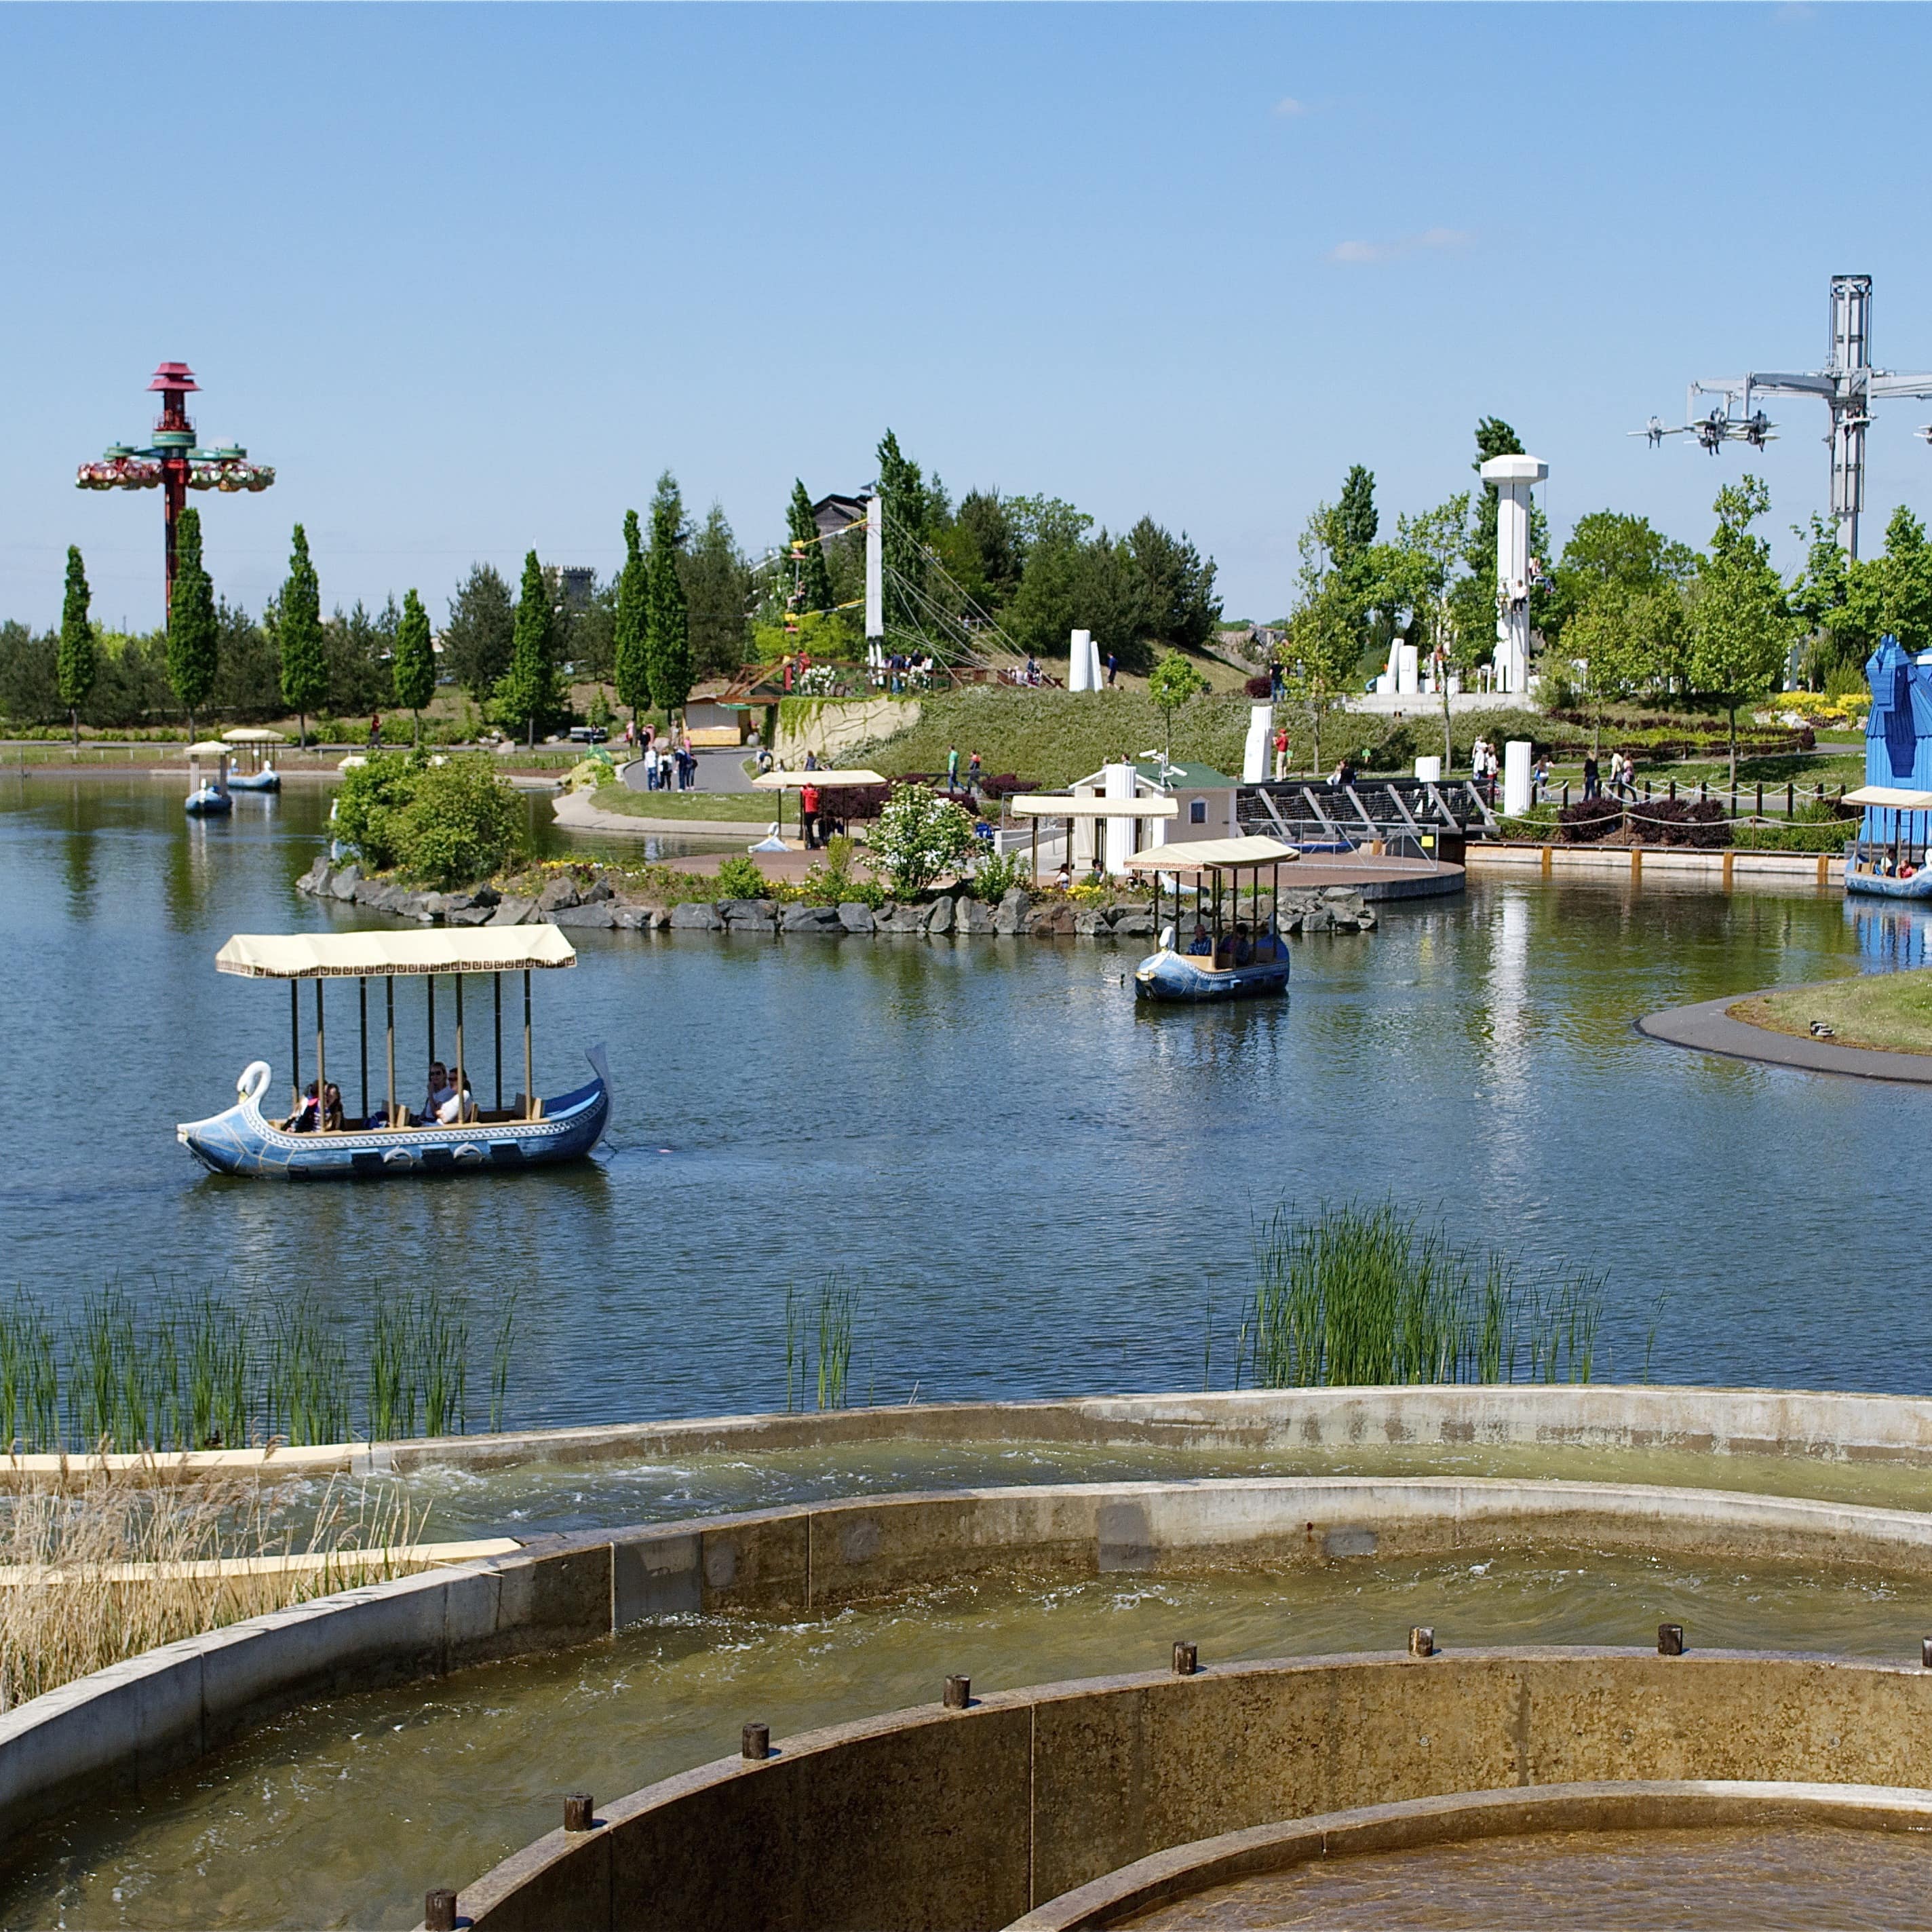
[811,494,869,544]
[1063,759,1239,872]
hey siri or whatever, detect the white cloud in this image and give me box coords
[1326,227,1471,266]
[1272,96,1307,117]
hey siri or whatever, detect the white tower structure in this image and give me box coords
[1479,453,1547,695]
[864,495,883,641]
[1068,628,1093,692]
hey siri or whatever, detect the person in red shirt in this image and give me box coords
[800,781,822,849]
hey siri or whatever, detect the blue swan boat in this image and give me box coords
[1124,834,1298,1003]
[185,741,233,816]
[177,927,611,1180]
[221,728,284,792]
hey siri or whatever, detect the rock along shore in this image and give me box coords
[295,858,1377,940]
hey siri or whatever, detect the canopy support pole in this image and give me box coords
[523,970,534,1119]
[314,980,327,1131]
[427,975,436,1069]
[455,975,466,1125]
[494,974,503,1113]
[385,978,395,1127]
[288,982,300,1117]
[1030,815,1038,886]
[358,977,368,1128]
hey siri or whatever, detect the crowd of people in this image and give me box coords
[621,720,698,791]
[286,1058,482,1134]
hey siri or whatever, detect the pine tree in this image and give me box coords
[875,429,929,643]
[58,545,95,745]
[646,473,693,717]
[166,507,219,741]
[613,507,652,728]
[391,587,436,742]
[495,549,558,747]
[277,524,327,746]
[787,481,836,613]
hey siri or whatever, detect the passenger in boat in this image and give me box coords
[322,1083,345,1132]
[1187,921,1212,956]
[421,1062,455,1125]
[290,1081,321,1132]
[1233,925,1254,967]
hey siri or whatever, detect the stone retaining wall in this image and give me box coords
[294,858,1375,938]
[442,1651,1932,1931]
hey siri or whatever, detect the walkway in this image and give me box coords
[1637,992,1932,1085]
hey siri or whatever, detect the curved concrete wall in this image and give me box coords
[22,1383,1932,1486]
[13,1473,1932,1887]
[1009,1781,1932,1931]
[443,1650,1932,1931]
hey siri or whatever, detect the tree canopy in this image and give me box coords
[57,545,94,742]
[443,563,516,705]
[166,507,218,737]
[391,587,436,735]
[494,549,559,743]
[1687,476,1796,781]
[277,524,326,737]
[646,472,693,714]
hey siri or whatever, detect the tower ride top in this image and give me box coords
[76,362,275,610]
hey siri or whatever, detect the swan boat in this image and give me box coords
[1125,834,1298,1003]
[185,741,233,816]
[222,727,284,792]
[177,927,610,1179]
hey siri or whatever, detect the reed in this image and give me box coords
[1241,1201,1608,1391]
[782,1277,861,1412]
[0,1467,421,1711]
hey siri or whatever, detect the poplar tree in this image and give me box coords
[1688,475,1796,786]
[495,549,557,747]
[391,587,436,743]
[613,507,651,727]
[167,507,219,741]
[646,473,692,718]
[786,480,835,613]
[58,545,95,745]
[277,524,327,746]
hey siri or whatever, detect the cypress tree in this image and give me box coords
[875,429,928,642]
[495,549,557,747]
[278,523,327,746]
[646,473,692,718]
[613,508,651,728]
[58,545,95,745]
[166,507,219,741]
[786,480,835,613]
[391,587,436,743]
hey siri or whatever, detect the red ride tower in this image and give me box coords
[76,361,275,611]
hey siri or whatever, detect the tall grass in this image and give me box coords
[1240,1201,1606,1390]
[0,1468,422,1711]
[784,1277,861,1412]
[0,1281,518,1453]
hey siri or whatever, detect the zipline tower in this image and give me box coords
[1637,275,1932,558]
[75,361,275,610]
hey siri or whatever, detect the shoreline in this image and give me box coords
[1637,988,1932,1085]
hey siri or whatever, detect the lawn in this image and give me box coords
[1731,971,1932,1056]
[591,786,777,821]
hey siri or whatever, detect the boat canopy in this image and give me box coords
[750,769,887,789]
[1124,835,1300,873]
[1844,786,1932,810]
[1009,794,1179,819]
[215,927,578,980]
[222,728,286,745]
[186,740,231,757]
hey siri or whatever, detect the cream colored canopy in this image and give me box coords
[186,741,231,758]
[1009,794,1179,819]
[216,927,578,980]
[222,728,287,745]
[1123,835,1300,873]
[1844,786,1932,810]
[750,769,887,789]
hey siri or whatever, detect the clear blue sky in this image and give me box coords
[5,3,1931,634]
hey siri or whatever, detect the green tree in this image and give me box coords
[645,472,693,716]
[1334,465,1378,558]
[786,481,836,615]
[613,508,651,729]
[1383,494,1472,764]
[875,429,934,646]
[681,502,754,679]
[322,597,395,717]
[1844,505,1932,663]
[1562,584,1680,750]
[335,750,523,886]
[1787,514,1859,688]
[870,782,978,897]
[1545,511,1697,649]
[166,507,218,740]
[1687,476,1795,785]
[495,549,559,746]
[1146,649,1210,765]
[57,545,94,745]
[1278,505,1362,777]
[1002,500,1097,664]
[391,587,436,741]
[1124,517,1222,662]
[277,523,327,746]
[442,563,516,704]
[952,490,1022,609]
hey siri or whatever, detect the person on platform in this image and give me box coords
[800,780,822,849]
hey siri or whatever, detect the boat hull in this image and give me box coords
[1845,868,1932,900]
[1134,948,1290,1002]
[227,770,280,792]
[185,787,232,815]
[177,1048,611,1179]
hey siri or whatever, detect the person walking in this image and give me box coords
[1106,651,1119,686]
[967,749,982,790]
[946,744,961,792]
[1582,752,1601,801]
[368,713,382,748]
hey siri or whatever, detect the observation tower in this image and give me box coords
[75,362,275,609]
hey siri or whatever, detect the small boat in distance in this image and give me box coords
[177,927,610,1180]
[1126,835,1298,1002]
[185,741,233,815]
[222,727,284,792]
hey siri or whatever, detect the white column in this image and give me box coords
[1088,634,1105,689]
[1069,629,1092,692]
[1102,759,1135,876]
[1242,701,1272,782]
[1478,455,1547,695]
[864,495,883,640]
[1503,739,1532,815]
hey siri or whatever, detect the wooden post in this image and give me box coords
[288,982,301,1115]
[454,974,465,1124]
[1818,852,1830,887]
[314,980,327,1129]
[359,977,368,1128]
[1631,847,1642,880]
[427,975,436,1069]
[1722,847,1735,888]
[385,978,396,1127]
[1788,781,1795,817]
[1541,843,1552,876]
[494,974,503,1113]
[523,969,534,1120]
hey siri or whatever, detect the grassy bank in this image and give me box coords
[1733,971,1932,1056]
[592,788,776,822]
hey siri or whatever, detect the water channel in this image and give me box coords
[3,770,1927,1416]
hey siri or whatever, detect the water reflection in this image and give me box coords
[1849,897,1932,971]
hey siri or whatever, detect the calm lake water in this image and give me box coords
[1,769,1926,1421]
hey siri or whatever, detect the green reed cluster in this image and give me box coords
[784,1276,860,1413]
[0,1281,519,1453]
[1239,1201,1604,1391]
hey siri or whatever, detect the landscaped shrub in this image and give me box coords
[1244,674,1274,699]
[869,784,979,897]
[1558,797,1623,843]
[977,773,1038,800]
[1626,797,1731,848]
[714,855,769,899]
[334,751,524,886]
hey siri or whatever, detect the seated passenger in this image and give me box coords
[1186,921,1212,956]
[322,1083,345,1132]
[438,1073,474,1125]
[1233,924,1254,967]
[1214,932,1235,967]
[290,1081,320,1132]
[421,1062,454,1125]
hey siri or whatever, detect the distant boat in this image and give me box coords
[185,741,233,816]
[223,727,284,792]
[1126,835,1298,1003]
[177,927,610,1180]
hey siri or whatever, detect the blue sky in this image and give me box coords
[5,3,1931,632]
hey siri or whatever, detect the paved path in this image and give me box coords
[1637,990,1932,1085]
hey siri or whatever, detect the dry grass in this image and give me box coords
[1731,969,1932,1056]
[0,1465,423,1711]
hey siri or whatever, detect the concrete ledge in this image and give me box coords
[27,1383,1932,1490]
[1638,991,1932,1084]
[1469,841,1842,885]
[439,1650,1932,1931]
[1010,1780,1932,1929]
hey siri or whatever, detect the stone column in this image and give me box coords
[1478,455,1547,695]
